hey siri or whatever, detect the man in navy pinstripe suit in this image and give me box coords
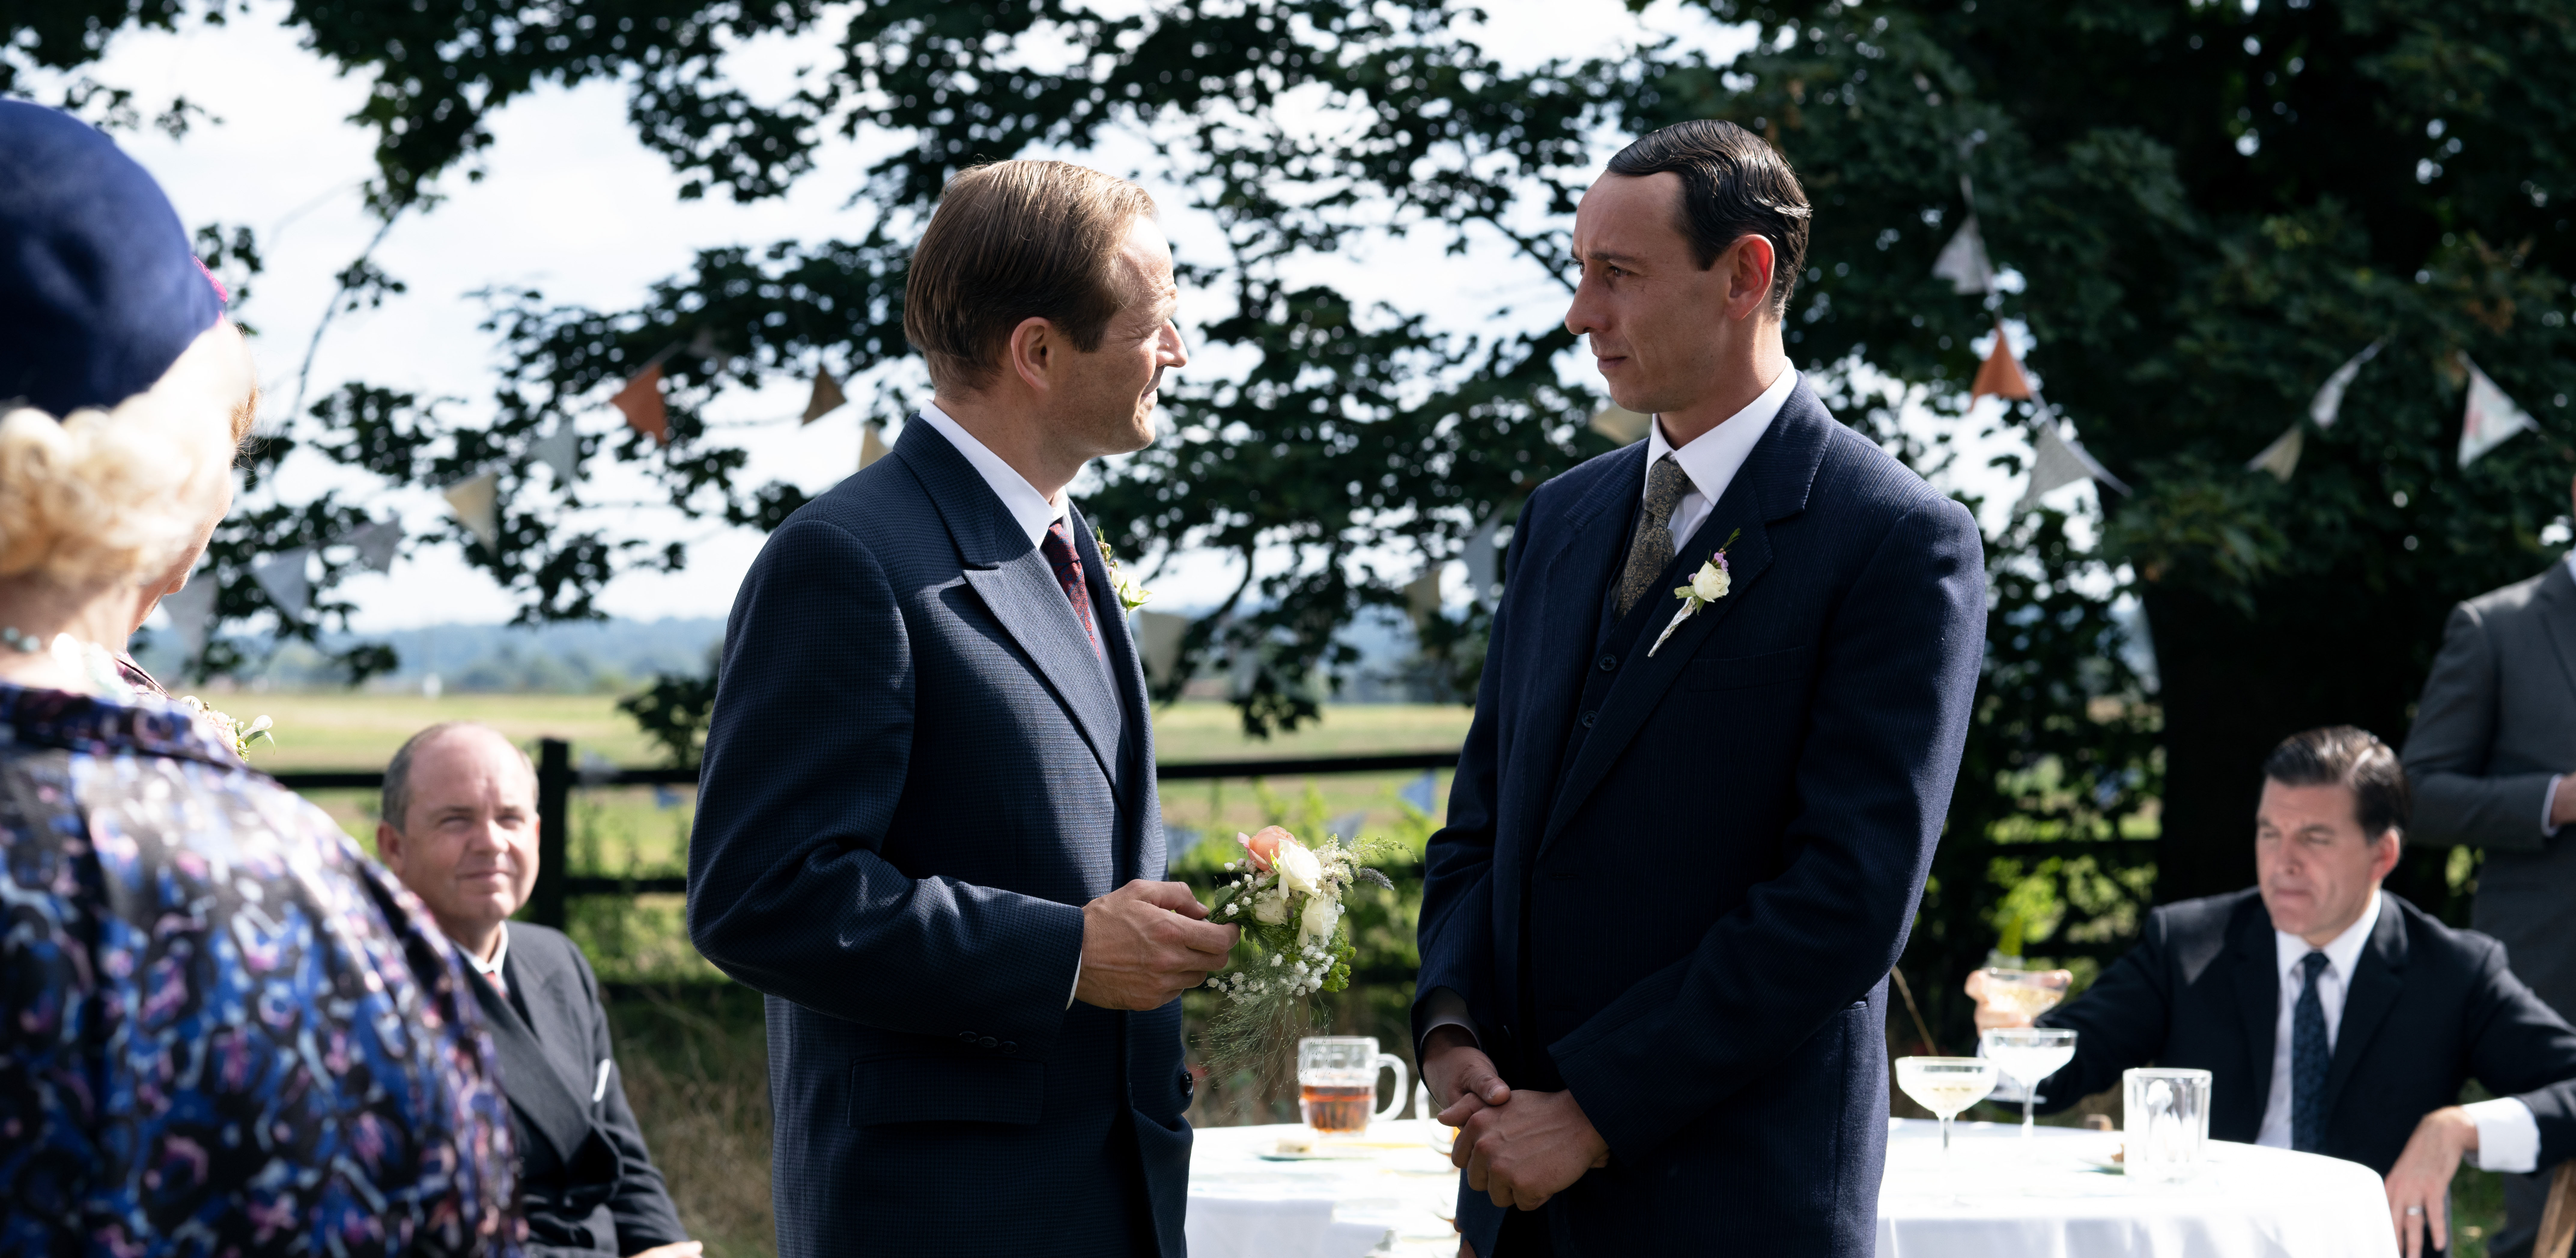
[1415,121,1985,1256]
[689,160,1233,1257]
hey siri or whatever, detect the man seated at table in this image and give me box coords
[377,721,702,1258]
[1968,726,2576,1257]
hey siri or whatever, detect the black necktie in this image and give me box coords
[2290,950,2331,1151]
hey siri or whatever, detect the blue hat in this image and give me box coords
[0,100,226,416]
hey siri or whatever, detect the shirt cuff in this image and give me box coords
[1067,955,1081,1010]
[2545,775,2565,839]
[1419,985,1479,1055]
[2465,1097,2541,1173]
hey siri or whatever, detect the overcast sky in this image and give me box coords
[64,1,2040,633]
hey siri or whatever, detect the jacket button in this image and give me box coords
[1001,1041,1018,1054]
[958,1031,977,1043]
[1180,1070,1195,1096]
[1579,710,1598,728]
[979,1036,999,1050]
[1597,654,1617,671]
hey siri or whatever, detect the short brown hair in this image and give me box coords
[2263,725,2410,839]
[1603,120,1812,315]
[903,160,1158,393]
[382,721,533,833]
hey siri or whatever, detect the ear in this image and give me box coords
[1723,233,1777,322]
[1005,315,1059,394]
[2369,830,2403,882]
[376,822,404,873]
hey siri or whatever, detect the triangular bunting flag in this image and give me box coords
[1135,609,1188,689]
[858,422,890,470]
[1970,319,2033,403]
[344,518,403,572]
[1406,567,1442,632]
[2310,340,2383,429]
[686,326,720,360]
[2246,424,2304,482]
[1588,404,1650,445]
[2459,354,2537,468]
[252,547,312,617]
[156,575,216,662]
[530,421,581,483]
[1931,215,1994,295]
[442,471,500,549]
[803,367,848,424]
[2016,418,2130,512]
[612,364,669,445]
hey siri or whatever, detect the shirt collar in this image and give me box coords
[916,403,1068,547]
[2276,889,2382,983]
[464,922,510,980]
[1643,368,1799,505]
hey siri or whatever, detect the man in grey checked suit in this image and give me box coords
[688,160,1234,1257]
[2403,475,2576,1258]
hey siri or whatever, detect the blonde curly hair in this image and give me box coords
[0,320,255,586]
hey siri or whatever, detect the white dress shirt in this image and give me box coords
[1417,370,1801,1053]
[2257,892,2538,1170]
[465,922,509,996]
[1640,367,1800,551]
[914,404,1112,1010]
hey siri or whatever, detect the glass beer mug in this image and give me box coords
[1297,1036,1409,1136]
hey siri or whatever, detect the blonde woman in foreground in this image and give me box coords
[0,100,517,1256]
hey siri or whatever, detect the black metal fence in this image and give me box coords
[275,738,1461,930]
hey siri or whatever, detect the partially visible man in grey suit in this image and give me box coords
[379,722,698,1258]
[2403,475,2576,1258]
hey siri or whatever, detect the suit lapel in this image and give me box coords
[469,955,595,1165]
[2535,564,2576,701]
[1071,504,1154,878]
[2227,903,2279,1131]
[1536,386,1833,856]
[2317,900,2409,1124]
[1523,444,1649,782]
[897,420,1126,782]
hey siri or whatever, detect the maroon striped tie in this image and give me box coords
[1040,520,1101,658]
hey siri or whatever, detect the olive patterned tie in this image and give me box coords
[2290,950,2331,1152]
[1614,455,1691,617]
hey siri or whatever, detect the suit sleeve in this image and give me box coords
[1410,497,1536,1054]
[2403,602,2553,852]
[2028,913,2180,1113]
[687,514,1086,1055]
[2459,936,2576,1163]
[565,951,689,1254]
[1549,495,1984,1157]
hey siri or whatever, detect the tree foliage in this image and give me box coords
[22,1,2574,1005]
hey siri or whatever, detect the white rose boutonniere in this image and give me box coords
[180,695,275,758]
[1093,527,1151,612]
[1647,529,1741,658]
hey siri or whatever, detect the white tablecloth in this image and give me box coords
[1184,1118,2402,1258]
[1878,1118,2399,1258]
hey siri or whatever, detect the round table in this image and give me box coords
[1183,1118,2403,1258]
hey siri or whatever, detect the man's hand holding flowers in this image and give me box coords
[1076,880,1239,1010]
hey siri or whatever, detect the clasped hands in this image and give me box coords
[1423,1026,1609,1212]
[1075,879,1239,1010]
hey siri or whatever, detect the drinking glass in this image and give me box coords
[2122,1067,2212,1183]
[1981,1027,2078,1137]
[1296,1036,1408,1136]
[1894,1056,1997,1153]
[1980,967,2071,1021]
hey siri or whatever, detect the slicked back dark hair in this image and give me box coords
[2262,725,2410,839]
[1603,119,1812,315]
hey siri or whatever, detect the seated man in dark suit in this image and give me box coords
[1969,726,2576,1258]
[378,721,699,1258]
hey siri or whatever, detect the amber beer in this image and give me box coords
[1295,1036,1409,1138]
[1299,1083,1377,1134]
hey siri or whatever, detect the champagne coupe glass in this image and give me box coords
[1980,967,2071,1021]
[1981,1027,2078,1138]
[1895,1057,1998,1155]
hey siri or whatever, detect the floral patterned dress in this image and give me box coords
[0,683,518,1256]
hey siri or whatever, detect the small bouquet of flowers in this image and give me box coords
[179,695,274,758]
[1200,825,1399,1073]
